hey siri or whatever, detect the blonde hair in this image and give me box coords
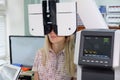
[41,35,76,77]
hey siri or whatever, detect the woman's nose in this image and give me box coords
[50,30,55,34]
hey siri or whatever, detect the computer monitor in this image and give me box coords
[9,36,45,68]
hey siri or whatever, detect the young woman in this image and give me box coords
[32,30,76,80]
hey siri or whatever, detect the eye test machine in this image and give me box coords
[28,0,76,36]
[28,0,120,80]
[74,0,120,80]
[74,29,120,80]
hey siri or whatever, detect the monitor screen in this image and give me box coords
[83,36,112,59]
[9,36,45,68]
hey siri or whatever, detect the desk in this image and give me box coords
[18,71,34,80]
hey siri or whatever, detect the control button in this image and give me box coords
[104,61,108,63]
[95,60,99,63]
[87,60,90,62]
[91,60,94,62]
[100,61,103,63]
[82,60,86,62]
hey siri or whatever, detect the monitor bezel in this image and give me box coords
[78,30,114,67]
[9,35,45,68]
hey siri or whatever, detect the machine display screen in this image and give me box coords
[83,36,112,59]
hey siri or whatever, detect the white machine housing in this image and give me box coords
[28,2,76,36]
[76,0,108,29]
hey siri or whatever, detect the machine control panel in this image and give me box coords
[78,29,116,67]
[79,58,111,67]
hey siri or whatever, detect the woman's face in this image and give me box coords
[48,30,66,44]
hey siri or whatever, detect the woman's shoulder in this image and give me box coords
[37,48,43,52]
[36,48,44,56]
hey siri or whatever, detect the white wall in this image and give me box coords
[5,0,25,62]
[60,0,74,2]
[95,0,120,6]
[6,0,25,35]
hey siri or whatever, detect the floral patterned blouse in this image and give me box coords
[32,49,72,80]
